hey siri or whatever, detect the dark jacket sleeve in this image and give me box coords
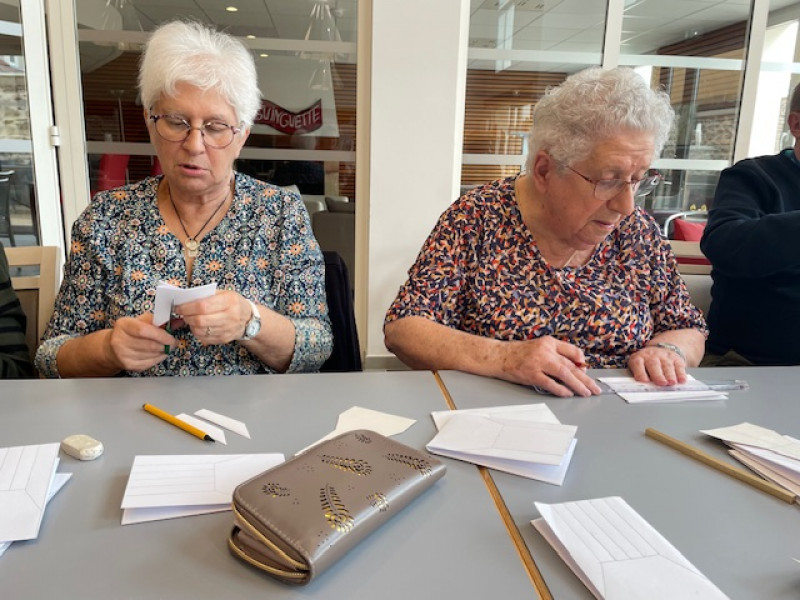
[701,155,800,278]
[0,242,34,378]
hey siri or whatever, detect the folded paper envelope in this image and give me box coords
[533,497,729,600]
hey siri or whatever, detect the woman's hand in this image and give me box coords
[175,290,251,345]
[628,344,687,386]
[106,312,175,372]
[499,336,602,397]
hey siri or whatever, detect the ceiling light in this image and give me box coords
[226,6,238,12]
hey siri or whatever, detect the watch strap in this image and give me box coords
[239,299,261,341]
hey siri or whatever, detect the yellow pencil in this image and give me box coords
[645,427,795,504]
[142,403,215,442]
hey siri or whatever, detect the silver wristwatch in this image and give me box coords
[239,299,261,341]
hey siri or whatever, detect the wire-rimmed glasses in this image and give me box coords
[148,112,242,149]
[560,162,662,202]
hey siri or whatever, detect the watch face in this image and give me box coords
[245,318,261,339]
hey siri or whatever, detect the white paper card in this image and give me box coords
[153,281,217,326]
[429,404,576,485]
[0,472,71,558]
[296,406,416,455]
[431,403,560,430]
[532,497,729,599]
[428,414,576,465]
[701,423,800,462]
[121,504,231,525]
[599,375,726,404]
[0,443,60,542]
[120,453,284,524]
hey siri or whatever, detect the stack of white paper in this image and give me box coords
[532,497,729,599]
[120,453,284,524]
[598,375,728,404]
[0,443,71,557]
[426,404,577,485]
[701,422,800,498]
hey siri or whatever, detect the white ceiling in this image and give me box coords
[468,0,800,55]
[123,0,359,42]
[70,0,796,56]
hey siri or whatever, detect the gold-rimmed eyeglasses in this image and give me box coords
[559,162,662,202]
[148,112,242,149]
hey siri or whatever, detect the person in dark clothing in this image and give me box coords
[700,82,800,366]
[0,240,33,378]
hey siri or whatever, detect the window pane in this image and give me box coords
[463,0,607,188]
[76,1,357,198]
[75,1,358,283]
[750,9,800,157]
[0,2,38,247]
[622,0,749,58]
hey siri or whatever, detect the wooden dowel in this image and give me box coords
[645,427,797,504]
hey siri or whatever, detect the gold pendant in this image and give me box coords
[184,238,199,258]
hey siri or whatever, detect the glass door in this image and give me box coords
[0,0,62,250]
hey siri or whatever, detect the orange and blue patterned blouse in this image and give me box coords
[385,176,707,368]
[36,173,332,377]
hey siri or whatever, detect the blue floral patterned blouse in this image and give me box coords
[36,173,332,377]
[385,176,707,368]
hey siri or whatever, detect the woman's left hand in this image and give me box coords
[174,290,250,345]
[628,345,687,386]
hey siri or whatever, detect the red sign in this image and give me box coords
[254,99,323,134]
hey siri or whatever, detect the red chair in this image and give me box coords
[95,154,130,193]
[150,156,163,177]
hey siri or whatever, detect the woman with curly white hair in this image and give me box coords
[37,20,332,378]
[385,67,706,396]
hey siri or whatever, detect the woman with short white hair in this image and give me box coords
[385,67,706,396]
[37,20,332,378]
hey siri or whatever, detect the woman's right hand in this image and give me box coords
[498,335,601,397]
[105,312,175,372]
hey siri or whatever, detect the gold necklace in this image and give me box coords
[167,184,230,258]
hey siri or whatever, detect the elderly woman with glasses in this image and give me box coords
[384,67,706,397]
[36,20,332,378]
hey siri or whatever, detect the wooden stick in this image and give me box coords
[644,427,797,504]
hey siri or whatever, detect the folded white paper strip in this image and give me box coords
[194,409,251,439]
[532,497,729,599]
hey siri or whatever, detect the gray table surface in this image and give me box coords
[1,371,535,600]
[438,367,800,600]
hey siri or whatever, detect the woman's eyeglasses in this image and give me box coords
[560,163,662,202]
[149,113,242,149]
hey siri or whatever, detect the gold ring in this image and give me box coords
[205,326,212,337]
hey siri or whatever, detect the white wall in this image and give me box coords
[365,0,469,368]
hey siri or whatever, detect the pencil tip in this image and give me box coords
[205,435,215,442]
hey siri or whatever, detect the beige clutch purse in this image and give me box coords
[228,429,446,584]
